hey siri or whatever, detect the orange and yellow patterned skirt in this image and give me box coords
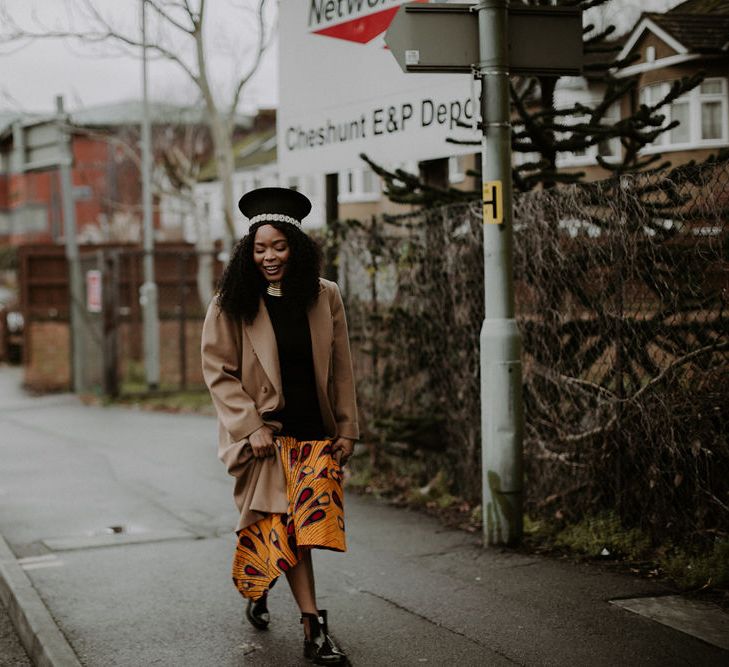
[232,437,346,601]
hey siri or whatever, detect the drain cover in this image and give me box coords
[42,527,194,552]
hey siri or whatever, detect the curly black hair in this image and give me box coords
[216,220,323,324]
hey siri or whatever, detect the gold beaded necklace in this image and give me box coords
[266,281,283,297]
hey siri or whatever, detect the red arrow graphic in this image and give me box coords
[312,1,427,44]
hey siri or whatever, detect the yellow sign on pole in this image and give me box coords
[482,180,503,224]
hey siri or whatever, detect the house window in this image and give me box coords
[448,155,466,183]
[554,101,621,167]
[598,102,621,158]
[513,150,540,167]
[391,161,418,187]
[670,98,690,143]
[640,77,728,150]
[338,170,352,196]
[338,168,380,203]
[645,46,655,63]
[640,82,664,106]
[362,168,376,194]
[700,80,724,140]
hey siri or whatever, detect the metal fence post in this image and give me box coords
[103,250,120,398]
[178,252,188,390]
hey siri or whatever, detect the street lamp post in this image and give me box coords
[385,0,582,546]
[140,0,160,390]
[476,0,524,545]
[56,95,85,394]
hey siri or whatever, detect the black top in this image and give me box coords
[263,292,326,440]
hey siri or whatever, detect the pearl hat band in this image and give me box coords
[249,212,301,228]
[238,187,311,228]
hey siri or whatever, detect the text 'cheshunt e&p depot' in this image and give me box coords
[285,96,475,152]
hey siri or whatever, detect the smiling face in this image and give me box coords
[253,224,290,283]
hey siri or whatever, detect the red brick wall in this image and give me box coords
[24,321,71,391]
[158,319,205,387]
[26,317,206,392]
[2,131,168,245]
[72,135,108,236]
[0,174,9,209]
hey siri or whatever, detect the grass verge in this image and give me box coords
[82,385,215,415]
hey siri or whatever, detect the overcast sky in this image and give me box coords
[0,0,683,115]
[0,0,279,114]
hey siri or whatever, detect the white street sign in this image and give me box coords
[277,0,480,177]
[86,270,102,313]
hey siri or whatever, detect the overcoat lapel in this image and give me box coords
[308,283,332,393]
[245,297,282,396]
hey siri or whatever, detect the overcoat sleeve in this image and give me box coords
[201,300,265,475]
[330,283,360,440]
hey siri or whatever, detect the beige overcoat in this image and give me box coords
[201,278,359,532]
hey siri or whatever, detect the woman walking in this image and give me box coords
[201,187,358,665]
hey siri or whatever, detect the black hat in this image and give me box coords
[238,187,312,228]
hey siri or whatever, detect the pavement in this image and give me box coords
[0,365,727,666]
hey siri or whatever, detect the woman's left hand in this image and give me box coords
[332,437,355,467]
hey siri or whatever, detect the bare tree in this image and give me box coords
[0,0,274,245]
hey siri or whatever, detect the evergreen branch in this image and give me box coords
[584,23,616,46]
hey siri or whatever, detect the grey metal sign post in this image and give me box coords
[12,99,86,392]
[386,1,582,545]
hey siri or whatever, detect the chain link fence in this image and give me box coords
[337,158,729,544]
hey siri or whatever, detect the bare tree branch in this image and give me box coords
[229,0,271,116]
[0,0,201,84]
[548,340,728,446]
[146,0,195,35]
[630,341,729,403]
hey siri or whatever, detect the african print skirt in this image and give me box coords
[232,437,346,601]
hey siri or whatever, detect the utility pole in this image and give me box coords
[476,0,524,545]
[140,0,160,390]
[56,95,85,393]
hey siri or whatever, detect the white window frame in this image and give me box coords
[639,77,729,154]
[512,150,541,168]
[448,155,466,184]
[555,101,622,168]
[338,167,380,204]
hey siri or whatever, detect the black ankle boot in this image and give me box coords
[301,610,346,665]
[245,595,270,630]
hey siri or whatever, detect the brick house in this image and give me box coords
[1,101,250,385]
[557,0,729,178]
[0,101,251,248]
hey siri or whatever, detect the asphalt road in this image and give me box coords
[0,367,727,666]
